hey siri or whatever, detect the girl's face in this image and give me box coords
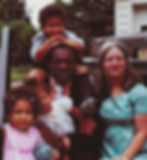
[103,46,127,79]
[8,98,34,131]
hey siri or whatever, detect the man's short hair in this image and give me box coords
[43,43,82,64]
[39,4,66,27]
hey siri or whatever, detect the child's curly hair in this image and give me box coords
[4,86,41,117]
[39,4,66,27]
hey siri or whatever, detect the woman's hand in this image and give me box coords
[112,157,129,160]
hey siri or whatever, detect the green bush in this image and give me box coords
[0,20,36,66]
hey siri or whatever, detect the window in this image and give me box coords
[141,25,147,32]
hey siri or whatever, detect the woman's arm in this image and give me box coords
[113,114,147,160]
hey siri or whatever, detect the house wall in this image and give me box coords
[115,0,147,36]
[133,6,147,33]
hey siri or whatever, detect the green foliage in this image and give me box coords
[56,0,114,44]
[55,0,64,5]
[0,0,28,21]
[11,65,32,81]
[0,0,35,66]
[0,20,36,66]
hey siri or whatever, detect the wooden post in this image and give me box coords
[0,26,10,126]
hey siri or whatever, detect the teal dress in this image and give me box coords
[99,83,147,160]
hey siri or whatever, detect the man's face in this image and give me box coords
[48,47,77,85]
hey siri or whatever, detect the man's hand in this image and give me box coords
[79,118,97,135]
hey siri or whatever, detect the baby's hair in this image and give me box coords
[39,4,66,27]
[4,87,41,117]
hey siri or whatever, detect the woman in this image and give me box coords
[97,41,147,160]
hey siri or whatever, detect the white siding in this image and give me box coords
[132,0,147,5]
[133,8,147,33]
[115,0,147,36]
[115,0,134,36]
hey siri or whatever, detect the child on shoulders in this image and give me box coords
[30,4,84,62]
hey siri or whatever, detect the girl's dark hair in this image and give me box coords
[39,4,66,27]
[4,87,41,117]
[97,40,142,102]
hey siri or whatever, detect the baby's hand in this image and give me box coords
[62,136,71,150]
[47,35,66,43]
[51,149,60,160]
[71,107,83,121]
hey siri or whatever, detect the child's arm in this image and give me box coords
[61,136,71,151]
[70,107,84,122]
[76,65,89,75]
[35,35,65,61]
[62,38,85,51]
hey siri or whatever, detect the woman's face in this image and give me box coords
[103,46,127,79]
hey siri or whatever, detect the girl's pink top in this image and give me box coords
[3,123,43,160]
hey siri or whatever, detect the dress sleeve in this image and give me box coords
[130,84,147,115]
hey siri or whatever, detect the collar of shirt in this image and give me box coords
[49,76,72,99]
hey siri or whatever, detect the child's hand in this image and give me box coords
[79,118,97,136]
[62,136,71,151]
[51,149,60,160]
[71,107,83,120]
[35,35,66,61]
[61,38,84,51]
[47,35,66,44]
[76,65,89,75]
[44,35,66,50]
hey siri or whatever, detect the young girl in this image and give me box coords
[2,87,56,160]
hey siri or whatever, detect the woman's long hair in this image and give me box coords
[97,41,142,103]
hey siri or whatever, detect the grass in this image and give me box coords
[11,65,32,81]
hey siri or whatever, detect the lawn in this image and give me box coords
[10,65,32,81]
